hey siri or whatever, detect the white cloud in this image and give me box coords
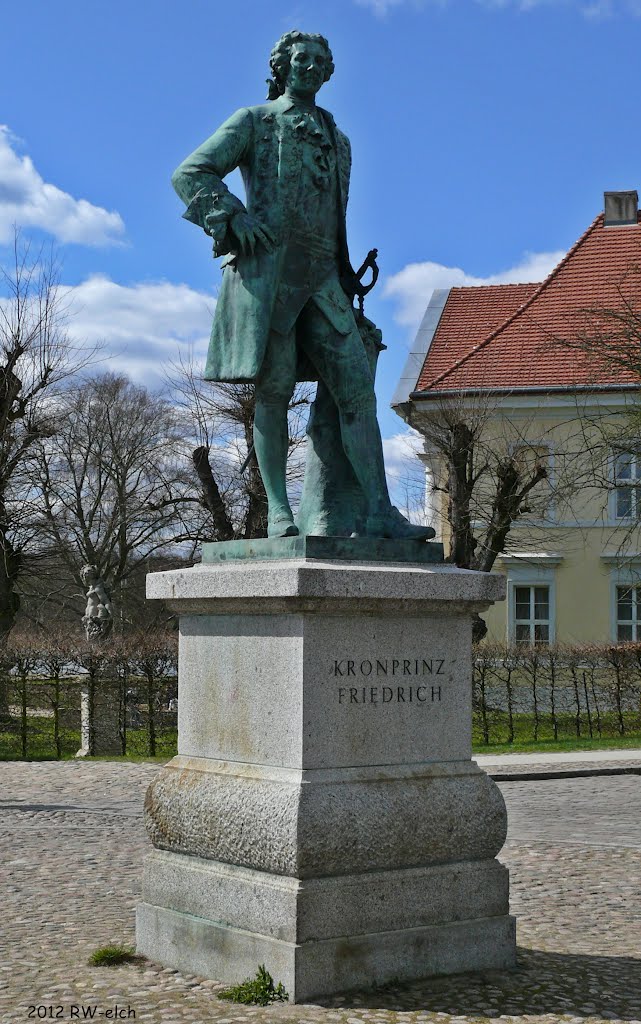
[383,428,423,482]
[383,428,429,521]
[0,126,125,246]
[384,249,565,332]
[62,275,215,388]
[355,0,409,12]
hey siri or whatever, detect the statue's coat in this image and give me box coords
[171,94,354,383]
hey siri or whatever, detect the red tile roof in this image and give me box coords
[415,212,641,393]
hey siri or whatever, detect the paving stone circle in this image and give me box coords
[1,761,640,1024]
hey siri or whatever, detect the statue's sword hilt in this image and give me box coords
[354,248,379,316]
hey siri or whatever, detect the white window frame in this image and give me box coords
[512,583,552,646]
[614,583,641,642]
[501,554,561,645]
[610,448,641,523]
[605,557,641,641]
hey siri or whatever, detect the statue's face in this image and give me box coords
[286,40,329,96]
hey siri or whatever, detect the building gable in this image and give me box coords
[407,197,641,396]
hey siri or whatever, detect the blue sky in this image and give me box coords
[2,0,641,488]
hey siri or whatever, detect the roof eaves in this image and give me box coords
[410,382,641,400]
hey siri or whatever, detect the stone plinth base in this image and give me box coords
[137,902,515,1001]
[137,553,514,1000]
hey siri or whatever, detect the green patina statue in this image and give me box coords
[172,30,433,541]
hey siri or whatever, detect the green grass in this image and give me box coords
[88,754,173,762]
[3,707,641,761]
[218,965,288,1005]
[472,709,641,752]
[88,945,140,967]
[0,717,177,760]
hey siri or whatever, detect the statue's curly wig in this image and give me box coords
[266,30,334,100]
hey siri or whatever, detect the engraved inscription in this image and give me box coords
[332,658,446,678]
[337,684,443,705]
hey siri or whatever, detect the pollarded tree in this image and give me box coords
[407,391,588,640]
[419,394,550,566]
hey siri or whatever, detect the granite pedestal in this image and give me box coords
[136,542,515,1001]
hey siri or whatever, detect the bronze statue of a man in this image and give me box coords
[172,30,431,540]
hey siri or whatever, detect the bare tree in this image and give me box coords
[417,396,549,560]
[168,354,311,542]
[404,391,586,639]
[0,231,95,640]
[33,372,192,626]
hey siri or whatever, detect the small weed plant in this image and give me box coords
[88,945,139,967]
[218,964,288,1005]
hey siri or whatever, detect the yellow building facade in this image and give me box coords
[393,192,641,646]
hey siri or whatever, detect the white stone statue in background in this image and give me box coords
[81,564,113,641]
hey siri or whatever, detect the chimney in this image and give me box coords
[604,190,639,227]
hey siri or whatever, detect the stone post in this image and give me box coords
[76,678,121,757]
[136,540,515,1001]
[75,565,119,757]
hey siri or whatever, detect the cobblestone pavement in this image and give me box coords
[1,761,640,1024]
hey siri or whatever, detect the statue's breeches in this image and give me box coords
[256,282,376,411]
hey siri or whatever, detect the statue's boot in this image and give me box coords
[336,401,435,542]
[365,506,436,541]
[268,504,299,538]
[336,403,404,530]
